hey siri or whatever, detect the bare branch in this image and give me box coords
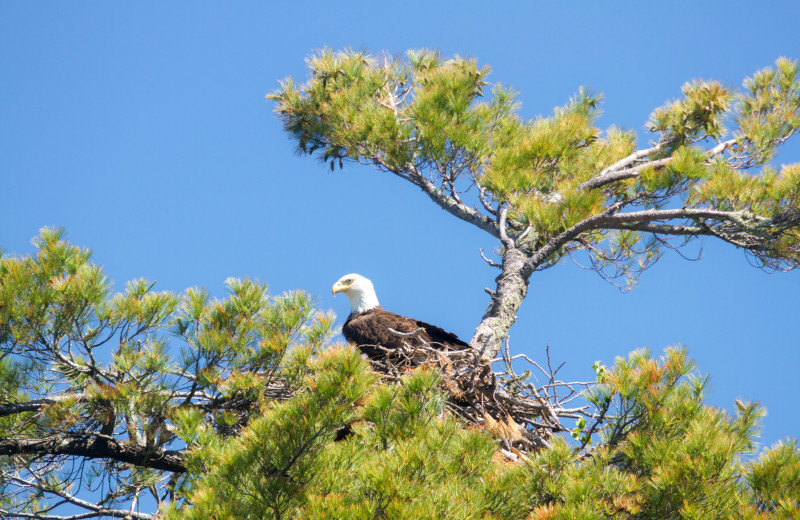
[387,327,426,340]
[575,143,666,191]
[526,206,770,272]
[600,207,767,226]
[477,185,498,215]
[577,138,736,192]
[479,248,502,268]
[1,474,155,520]
[497,205,513,248]
[599,143,664,175]
[604,221,710,236]
[400,164,500,237]
[707,139,734,158]
[577,158,672,191]
[0,509,153,520]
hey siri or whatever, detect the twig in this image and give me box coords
[479,249,502,268]
[387,327,426,340]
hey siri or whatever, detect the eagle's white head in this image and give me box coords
[332,273,380,315]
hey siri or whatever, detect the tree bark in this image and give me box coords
[470,246,532,359]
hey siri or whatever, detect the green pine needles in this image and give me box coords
[1,230,798,519]
[270,50,800,281]
[269,49,800,362]
[3,48,800,518]
[167,345,800,519]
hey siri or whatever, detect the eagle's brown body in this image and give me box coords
[332,273,470,359]
[342,306,470,359]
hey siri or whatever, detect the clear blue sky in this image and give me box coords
[2,2,798,449]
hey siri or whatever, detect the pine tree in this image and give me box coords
[2,49,800,518]
[0,228,336,519]
[269,49,800,360]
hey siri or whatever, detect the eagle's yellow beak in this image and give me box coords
[332,281,344,296]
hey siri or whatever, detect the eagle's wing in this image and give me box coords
[343,307,470,355]
[412,319,470,350]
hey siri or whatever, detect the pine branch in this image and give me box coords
[600,207,766,225]
[577,138,735,192]
[401,163,500,237]
[603,222,709,236]
[525,206,780,272]
[577,157,672,191]
[0,509,153,520]
[0,434,186,473]
[0,394,87,418]
[1,474,155,520]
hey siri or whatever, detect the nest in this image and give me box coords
[358,328,594,456]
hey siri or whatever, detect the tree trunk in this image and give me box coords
[470,246,531,360]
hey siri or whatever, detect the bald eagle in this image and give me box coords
[332,273,471,359]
